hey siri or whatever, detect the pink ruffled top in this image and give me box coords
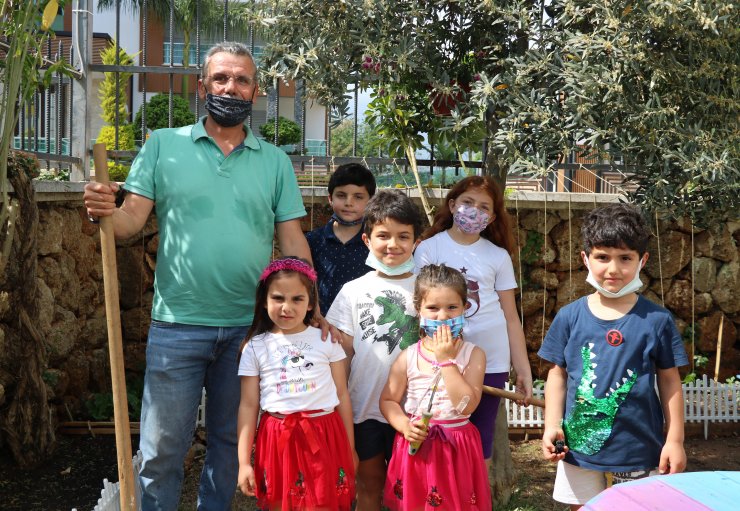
[403,341,476,421]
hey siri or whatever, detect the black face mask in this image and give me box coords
[205,93,252,127]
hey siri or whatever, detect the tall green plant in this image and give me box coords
[96,42,137,153]
[1,0,68,273]
[98,41,136,125]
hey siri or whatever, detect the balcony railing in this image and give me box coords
[13,136,70,155]
[163,42,264,67]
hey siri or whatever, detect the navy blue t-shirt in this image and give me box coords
[306,219,371,315]
[538,296,688,472]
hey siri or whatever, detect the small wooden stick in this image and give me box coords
[482,385,546,409]
[714,315,724,382]
[93,143,136,511]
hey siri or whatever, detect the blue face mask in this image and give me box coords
[419,316,466,339]
[365,251,415,276]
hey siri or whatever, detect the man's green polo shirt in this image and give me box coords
[124,117,306,326]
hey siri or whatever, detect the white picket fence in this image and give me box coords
[77,377,738,511]
[505,375,740,439]
[506,382,546,428]
[682,375,740,439]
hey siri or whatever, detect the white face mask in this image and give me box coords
[584,257,646,299]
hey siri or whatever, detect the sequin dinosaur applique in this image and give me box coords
[563,343,637,455]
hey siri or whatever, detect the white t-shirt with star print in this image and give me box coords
[414,231,518,372]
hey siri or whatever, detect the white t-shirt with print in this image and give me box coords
[238,326,346,413]
[326,271,417,424]
[414,231,517,372]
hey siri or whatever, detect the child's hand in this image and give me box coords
[542,428,568,462]
[312,313,342,343]
[659,440,687,474]
[428,324,460,361]
[238,464,257,496]
[513,371,534,406]
[402,417,430,444]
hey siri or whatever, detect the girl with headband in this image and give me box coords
[236,257,357,509]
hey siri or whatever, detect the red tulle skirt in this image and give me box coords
[383,419,491,511]
[254,410,355,510]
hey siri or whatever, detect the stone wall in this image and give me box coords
[4,190,737,423]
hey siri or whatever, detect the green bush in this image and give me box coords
[134,93,196,143]
[96,123,135,151]
[259,116,302,146]
[108,163,130,182]
[85,373,144,421]
[85,392,114,421]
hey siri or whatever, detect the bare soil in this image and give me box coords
[1,430,738,511]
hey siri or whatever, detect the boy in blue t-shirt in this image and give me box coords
[538,203,688,508]
[306,163,376,315]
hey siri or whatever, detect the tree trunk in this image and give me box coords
[404,145,434,226]
[483,107,508,190]
[490,399,515,507]
[0,158,55,468]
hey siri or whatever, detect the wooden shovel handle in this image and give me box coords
[482,385,546,409]
[93,143,136,511]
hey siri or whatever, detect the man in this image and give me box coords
[84,42,311,511]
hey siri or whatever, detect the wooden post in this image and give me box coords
[714,315,724,382]
[93,143,136,511]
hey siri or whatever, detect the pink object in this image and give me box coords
[583,471,740,511]
[259,258,317,282]
[384,420,491,511]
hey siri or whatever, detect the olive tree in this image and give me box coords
[251,0,738,226]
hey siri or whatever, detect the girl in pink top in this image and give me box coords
[380,264,491,510]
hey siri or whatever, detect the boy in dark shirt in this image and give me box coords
[539,203,688,508]
[306,163,376,315]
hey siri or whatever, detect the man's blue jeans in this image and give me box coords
[138,321,248,511]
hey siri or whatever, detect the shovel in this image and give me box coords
[93,143,136,511]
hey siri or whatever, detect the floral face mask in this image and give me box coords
[453,204,491,234]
